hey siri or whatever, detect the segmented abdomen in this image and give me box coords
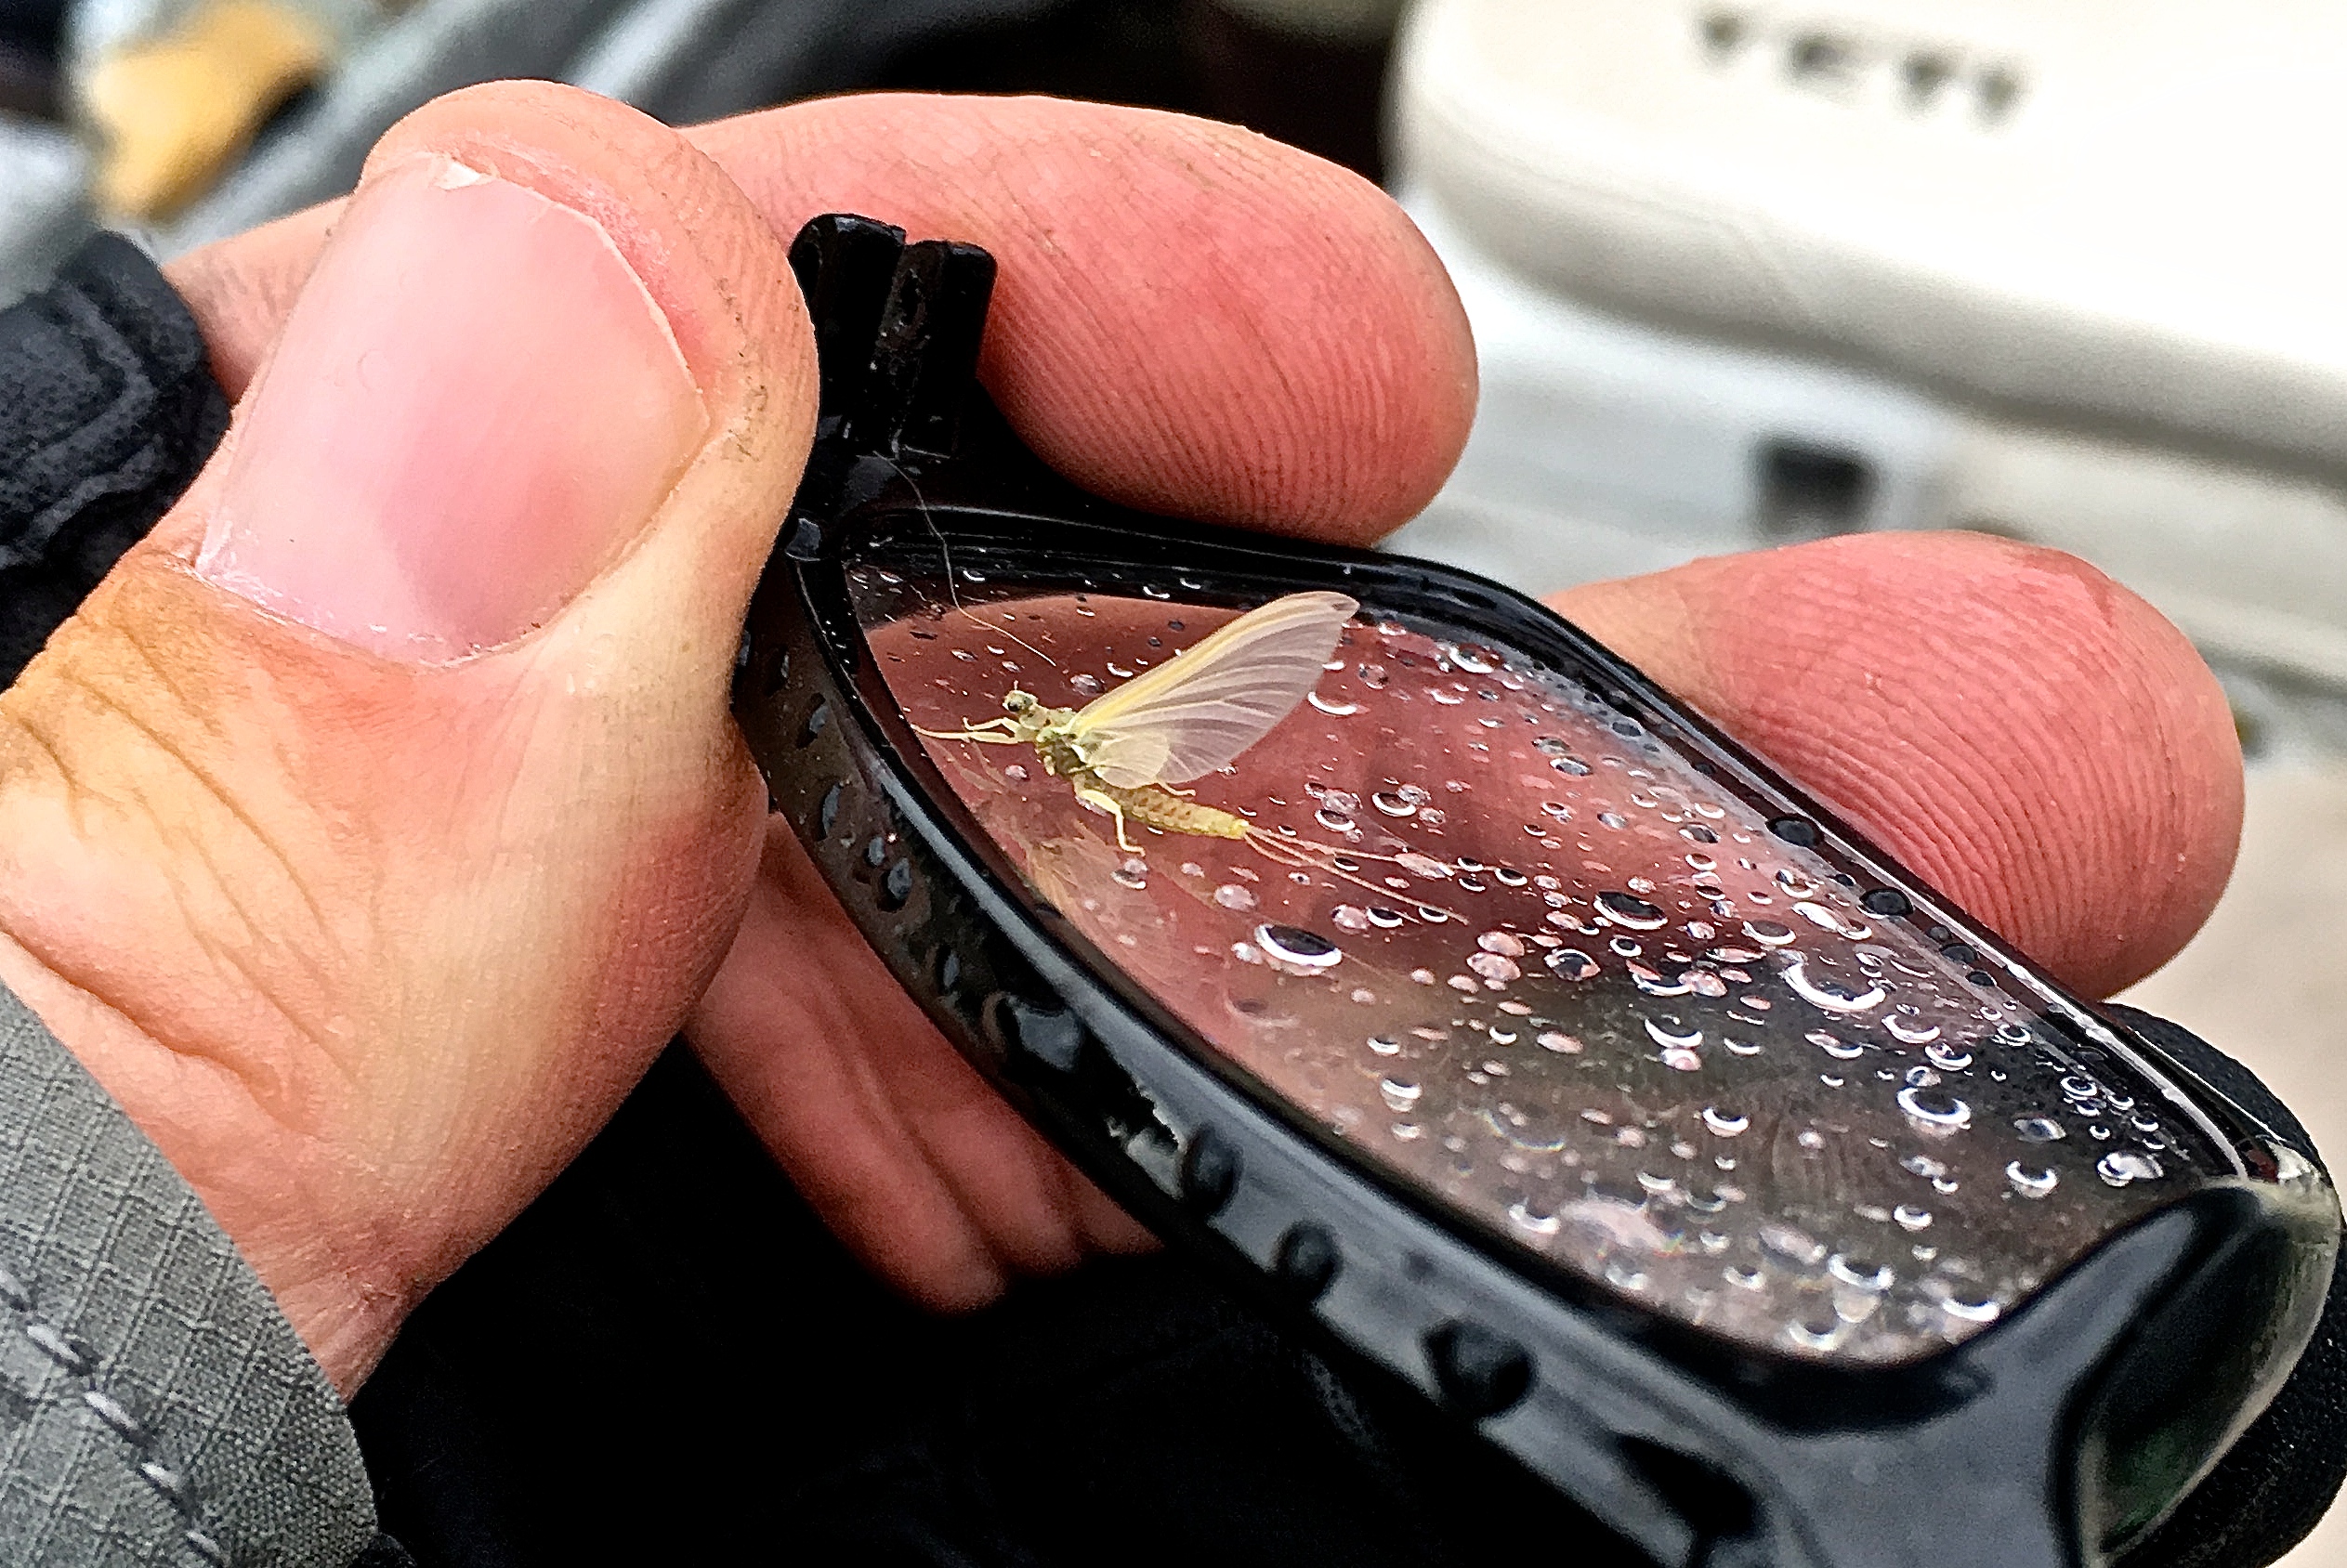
[1100,780,1250,840]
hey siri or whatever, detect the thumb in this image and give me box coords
[0,83,815,1390]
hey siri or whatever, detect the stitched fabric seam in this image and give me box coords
[0,1251,230,1565]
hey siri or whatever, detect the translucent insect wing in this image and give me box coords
[1075,591,1358,787]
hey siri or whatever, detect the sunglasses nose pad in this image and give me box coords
[787,212,995,459]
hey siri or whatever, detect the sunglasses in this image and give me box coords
[731,214,2340,1568]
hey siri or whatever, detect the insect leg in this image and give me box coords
[913,722,1025,744]
[1076,787,1143,854]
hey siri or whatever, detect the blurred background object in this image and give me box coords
[1387,0,2347,760]
[0,0,1404,294]
[81,0,339,218]
[2,0,2343,1556]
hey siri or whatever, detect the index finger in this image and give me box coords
[168,92,1479,544]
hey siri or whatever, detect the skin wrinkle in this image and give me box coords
[41,657,333,937]
[0,708,76,811]
[1748,648,2123,960]
[5,908,304,1117]
[107,602,234,751]
[192,925,360,1115]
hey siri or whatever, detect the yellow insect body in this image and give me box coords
[918,590,1359,853]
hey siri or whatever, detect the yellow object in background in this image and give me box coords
[84,0,329,220]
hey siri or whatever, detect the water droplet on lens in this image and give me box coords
[1924,1041,1973,1071]
[1894,1204,1933,1232]
[1701,1107,1749,1136]
[1646,1017,1703,1049]
[1069,673,1103,696]
[1507,1200,1561,1236]
[1631,964,1691,998]
[1897,1087,1972,1130]
[1332,905,1371,933]
[2014,1116,2065,1143]
[1545,948,1599,981]
[1596,892,1667,930]
[1744,920,1797,947]
[1930,1282,2000,1323]
[1004,763,1030,783]
[1885,1014,1940,1044]
[1256,924,1341,969]
[1368,1034,1400,1056]
[1468,952,1521,982]
[1829,1254,1894,1291]
[1308,692,1361,716]
[1370,791,1416,817]
[1316,807,1355,831]
[1369,907,1406,929]
[1900,1154,1947,1180]
[1380,1077,1423,1110]
[1478,930,1526,958]
[1447,644,1499,673]
[2007,1161,2058,1197]
[1214,884,1258,911]
[1761,1222,1826,1267]
[2097,1150,2163,1186]
[1808,1030,1864,1061]
[1357,663,1389,689]
[1536,1030,1582,1053]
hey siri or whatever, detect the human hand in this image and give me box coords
[0,81,2239,1397]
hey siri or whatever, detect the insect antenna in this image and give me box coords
[882,455,1058,671]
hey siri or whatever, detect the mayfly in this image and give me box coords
[919,590,1357,851]
[916,591,1464,917]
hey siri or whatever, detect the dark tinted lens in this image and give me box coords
[846,516,2228,1364]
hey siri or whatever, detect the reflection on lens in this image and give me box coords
[846,531,2221,1364]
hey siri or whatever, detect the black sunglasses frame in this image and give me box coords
[731,215,2340,1568]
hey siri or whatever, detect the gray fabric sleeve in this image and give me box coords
[0,983,380,1566]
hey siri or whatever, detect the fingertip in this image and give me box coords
[696,94,1477,542]
[1553,532,2243,996]
[368,82,817,429]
